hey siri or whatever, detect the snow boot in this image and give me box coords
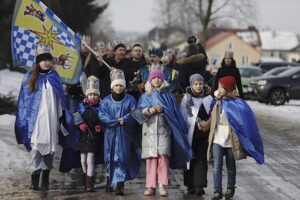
[195,186,205,196]
[211,190,223,200]
[105,176,113,193]
[225,187,235,199]
[115,182,124,196]
[40,170,50,190]
[187,186,195,195]
[86,176,94,192]
[82,173,87,191]
[30,173,40,191]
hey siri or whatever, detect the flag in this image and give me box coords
[11,0,82,84]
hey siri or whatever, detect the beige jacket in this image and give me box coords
[206,101,247,162]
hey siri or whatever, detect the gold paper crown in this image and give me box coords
[224,51,234,59]
[110,68,125,82]
[35,43,51,56]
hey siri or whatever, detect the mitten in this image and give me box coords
[79,123,88,132]
[95,125,101,133]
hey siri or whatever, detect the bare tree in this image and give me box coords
[157,0,258,44]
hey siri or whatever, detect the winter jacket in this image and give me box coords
[74,101,104,153]
[141,110,172,158]
[213,65,244,99]
[207,101,247,162]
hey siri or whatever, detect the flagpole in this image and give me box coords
[81,40,113,70]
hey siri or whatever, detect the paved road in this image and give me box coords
[1,111,300,200]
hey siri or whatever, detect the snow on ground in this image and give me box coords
[0,114,29,178]
[0,69,24,99]
[247,100,300,124]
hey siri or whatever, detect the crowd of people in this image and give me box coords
[14,34,264,200]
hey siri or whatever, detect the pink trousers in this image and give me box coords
[145,155,169,188]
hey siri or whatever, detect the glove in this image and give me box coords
[95,125,101,133]
[79,123,88,132]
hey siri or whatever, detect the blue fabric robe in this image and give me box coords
[137,89,193,169]
[212,98,264,164]
[15,70,79,152]
[99,94,141,186]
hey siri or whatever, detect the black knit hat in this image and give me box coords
[113,43,126,51]
[187,36,197,44]
[149,48,163,57]
[36,53,53,64]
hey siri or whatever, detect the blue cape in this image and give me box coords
[99,94,141,186]
[213,98,264,164]
[138,89,193,169]
[15,70,79,152]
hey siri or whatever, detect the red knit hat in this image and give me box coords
[219,76,236,92]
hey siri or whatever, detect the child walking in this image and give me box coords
[207,76,264,200]
[74,75,104,192]
[15,44,77,191]
[179,74,213,196]
[99,69,141,196]
[138,69,193,197]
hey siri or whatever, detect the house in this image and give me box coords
[259,31,300,62]
[206,32,261,66]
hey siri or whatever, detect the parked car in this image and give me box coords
[262,66,291,76]
[252,61,297,73]
[238,65,262,98]
[250,67,300,105]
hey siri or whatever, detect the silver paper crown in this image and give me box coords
[85,75,100,95]
[82,35,91,45]
[35,43,51,56]
[111,39,124,49]
[110,68,125,82]
[224,50,234,59]
[149,63,164,72]
[96,41,105,48]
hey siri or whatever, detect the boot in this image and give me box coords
[105,176,113,193]
[115,182,124,196]
[82,173,87,191]
[86,176,94,192]
[187,186,195,195]
[144,187,156,196]
[40,170,50,190]
[158,184,168,196]
[211,190,223,200]
[225,187,235,199]
[30,173,40,191]
[195,186,205,196]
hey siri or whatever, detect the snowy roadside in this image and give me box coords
[0,69,23,99]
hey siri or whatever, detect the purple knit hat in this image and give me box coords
[149,70,164,81]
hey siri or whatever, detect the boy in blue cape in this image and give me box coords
[206,76,264,200]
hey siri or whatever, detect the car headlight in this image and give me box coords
[257,80,267,86]
[250,80,257,84]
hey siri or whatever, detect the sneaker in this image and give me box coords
[225,187,235,199]
[158,184,168,196]
[144,187,156,196]
[211,190,223,200]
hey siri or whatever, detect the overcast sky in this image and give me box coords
[107,0,300,34]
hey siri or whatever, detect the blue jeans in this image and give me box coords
[212,143,236,192]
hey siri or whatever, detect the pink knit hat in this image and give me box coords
[149,70,164,81]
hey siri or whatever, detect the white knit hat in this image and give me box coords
[110,69,126,89]
[85,75,100,96]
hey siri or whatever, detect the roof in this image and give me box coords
[206,32,232,49]
[259,31,299,51]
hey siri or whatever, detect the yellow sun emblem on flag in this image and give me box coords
[30,25,64,49]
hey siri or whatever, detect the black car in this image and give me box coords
[250,67,300,105]
[262,66,291,76]
[253,61,297,73]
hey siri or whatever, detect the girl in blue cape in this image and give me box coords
[138,70,193,197]
[15,44,78,191]
[98,69,141,196]
[207,76,264,200]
